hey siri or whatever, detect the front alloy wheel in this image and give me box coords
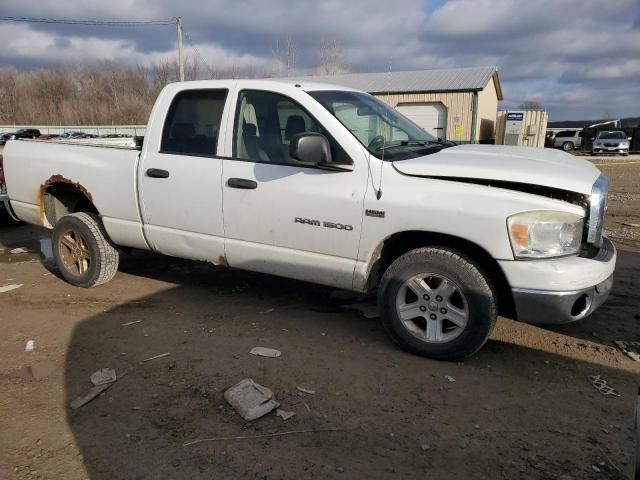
[379,247,497,361]
[395,273,469,344]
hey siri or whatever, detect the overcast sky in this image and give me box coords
[1,0,639,120]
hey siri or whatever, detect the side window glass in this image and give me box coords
[161,89,227,155]
[234,90,350,168]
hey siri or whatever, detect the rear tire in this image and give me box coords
[52,212,119,288]
[378,247,497,361]
[562,142,574,151]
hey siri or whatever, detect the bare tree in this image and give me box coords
[518,100,543,110]
[272,34,296,77]
[317,38,350,75]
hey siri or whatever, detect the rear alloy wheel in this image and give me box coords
[562,142,574,151]
[379,247,497,361]
[52,212,119,287]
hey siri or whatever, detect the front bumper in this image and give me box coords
[501,237,616,324]
[592,146,629,154]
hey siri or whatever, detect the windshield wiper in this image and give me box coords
[375,140,450,152]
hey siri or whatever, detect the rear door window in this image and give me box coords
[161,89,228,156]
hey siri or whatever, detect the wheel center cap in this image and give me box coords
[427,301,439,312]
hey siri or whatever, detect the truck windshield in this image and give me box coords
[308,90,451,161]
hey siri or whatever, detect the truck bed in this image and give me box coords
[3,139,147,249]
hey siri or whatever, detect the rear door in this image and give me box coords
[139,87,232,261]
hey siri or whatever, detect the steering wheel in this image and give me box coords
[368,135,386,151]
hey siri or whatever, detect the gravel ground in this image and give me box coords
[0,154,638,480]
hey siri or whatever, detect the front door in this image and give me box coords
[221,89,367,289]
[139,88,230,261]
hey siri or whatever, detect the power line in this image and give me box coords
[183,28,217,78]
[0,15,175,26]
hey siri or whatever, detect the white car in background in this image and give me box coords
[591,131,631,156]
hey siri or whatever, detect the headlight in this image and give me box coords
[594,141,603,146]
[508,211,584,259]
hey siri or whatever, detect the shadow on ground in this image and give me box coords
[63,250,639,479]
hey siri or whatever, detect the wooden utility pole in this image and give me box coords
[176,16,185,81]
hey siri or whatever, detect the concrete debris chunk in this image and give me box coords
[90,368,117,386]
[224,378,279,421]
[276,409,296,421]
[25,340,34,352]
[444,375,456,383]
[250,347,281,358]
[615,340,640,362]
[297,386,316,395]
[10,247,29,255]
[0,284,23,293]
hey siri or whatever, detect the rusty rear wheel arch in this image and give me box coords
[365,231,516,320]
[42,181,99,227]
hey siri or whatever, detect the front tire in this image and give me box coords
[378,247,497,361]
[562,142,574,151]
[52,212,119,287]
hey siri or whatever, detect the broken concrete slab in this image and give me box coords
[250,347,281,358]
[276,409,296,421]
[90,368,117,386]
[615,340,640,362]
[224,378,279,421]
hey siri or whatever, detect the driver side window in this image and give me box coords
[234,90,320,166]
[233,90,352,168]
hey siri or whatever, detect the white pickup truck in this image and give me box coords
[1,79,615,360]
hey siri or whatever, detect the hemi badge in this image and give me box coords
[366,209,385,218]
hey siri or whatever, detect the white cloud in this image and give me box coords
[0,0,639,119]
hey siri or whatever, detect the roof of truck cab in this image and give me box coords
[167,79,361,93]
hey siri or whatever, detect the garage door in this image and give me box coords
[396,103,447,139]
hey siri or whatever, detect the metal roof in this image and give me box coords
[293,66,503,100]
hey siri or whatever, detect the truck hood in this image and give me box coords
[392,144,600,195]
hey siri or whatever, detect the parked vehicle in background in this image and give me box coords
[11,128,41,140]
[1,79,616,361]
[38,134,60,141]
[591,131,631,156]
[0,133,14,145]
[54,131,96,140]
[553,130,582,151]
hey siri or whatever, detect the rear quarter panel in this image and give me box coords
[3,139,147,248]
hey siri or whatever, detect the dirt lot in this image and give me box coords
[0,156,639,480]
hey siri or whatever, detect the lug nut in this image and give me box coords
[423,294,430,301]
[419,306,427,312]
[429,314,437,320]
[436,295,443,302]
[440,308,447,314]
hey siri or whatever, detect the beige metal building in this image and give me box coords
[301,66,503,143]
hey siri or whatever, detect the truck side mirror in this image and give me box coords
[289,133,353,172]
